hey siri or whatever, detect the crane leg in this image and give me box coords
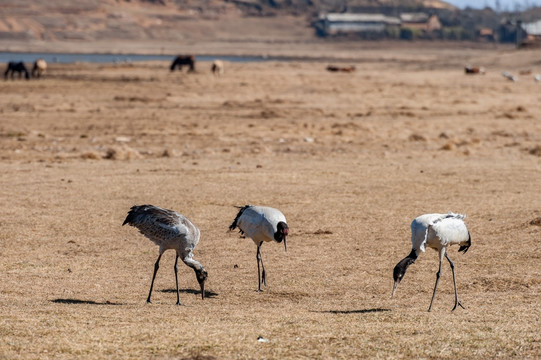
[256,243,264,292]
[174,254,181,306]
[260,250,267,287]
[428,251,444,312]
[446,253,465,311]
[147,253,163,304]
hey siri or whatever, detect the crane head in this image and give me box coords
[391,250,417,298]
[195,267,208,300]
[391,263,404,298]
[458,232,471,254]
[275,221,289,252]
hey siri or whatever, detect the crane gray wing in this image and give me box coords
[123,205,187,243]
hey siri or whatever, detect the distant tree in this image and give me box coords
[495,0,501,12]
[400,28,414,40]
[385,27,400,39]
[443,27,462,40]
[498,20,519,42]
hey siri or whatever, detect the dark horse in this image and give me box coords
[4,62,30,80]
[170,55,195,72]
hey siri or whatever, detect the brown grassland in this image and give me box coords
[0,44,540,358]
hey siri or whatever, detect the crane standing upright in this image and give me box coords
[229,205,289,292]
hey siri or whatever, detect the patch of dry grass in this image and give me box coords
[0,49,540,358]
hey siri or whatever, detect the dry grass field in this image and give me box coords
[1,45,540,358]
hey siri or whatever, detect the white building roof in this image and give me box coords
[522,20,541,36]
[400,13,429,23]
[321,13,401,25]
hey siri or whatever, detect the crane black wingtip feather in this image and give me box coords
[122,204,144,227]
[122,210,135,226]
[229,205,252,231]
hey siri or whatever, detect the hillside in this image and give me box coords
[0,0,456,55]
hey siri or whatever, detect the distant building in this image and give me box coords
[520,20,541,47]
[316,13,401,37]
[478,28,495,42]
[400,13,442,32]
[522,20,541,35]
[400,13,428,27]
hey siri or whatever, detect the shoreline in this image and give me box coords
[0,38,514,56]
[0,40,526,69]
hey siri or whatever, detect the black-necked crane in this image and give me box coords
[392,213,471,312]
[229,205,289,291]
[122,204,208,305]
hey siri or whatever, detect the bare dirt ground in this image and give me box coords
[1,44,540,358]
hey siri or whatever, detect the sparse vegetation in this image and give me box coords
[0,47,540,359]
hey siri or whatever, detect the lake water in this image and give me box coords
[0,52,270,64]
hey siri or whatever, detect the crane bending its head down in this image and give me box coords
[392,213,471,311]
[123,204,208,304]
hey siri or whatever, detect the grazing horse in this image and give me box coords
[211,60,224,76]
[4,62,30,80]
[32,59,47,78]
[170,55,195,72]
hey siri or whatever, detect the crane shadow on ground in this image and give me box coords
[51,298,125,305]
[161,288,219,298]
[311,308,391,315]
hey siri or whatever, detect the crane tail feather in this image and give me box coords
[229,205,251,233]
[122,205,145,226]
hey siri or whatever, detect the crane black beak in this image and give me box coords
[283,236,287,252]
[200,281,205,300]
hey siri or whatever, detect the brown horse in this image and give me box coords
[32,59,47,78]
[170,55,195,72]
[211,60,224,76]
[464,65,485,75]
